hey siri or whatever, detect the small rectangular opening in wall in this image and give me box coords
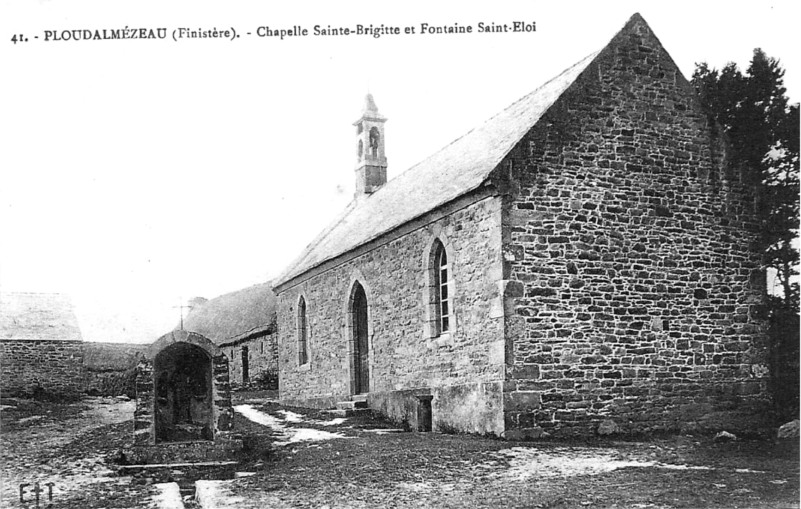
[416,395,433,432]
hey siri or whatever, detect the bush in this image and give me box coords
[252,369,279,390]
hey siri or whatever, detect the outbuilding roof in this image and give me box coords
[181,282,277,346]
[0,292,83,342]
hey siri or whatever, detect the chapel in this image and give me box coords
[271,14,769,437]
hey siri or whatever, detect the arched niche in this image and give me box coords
[154,341,213,442]
[134,330,234,446]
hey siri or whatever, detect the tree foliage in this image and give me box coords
[692,49,800,419]
[692,49,799,309]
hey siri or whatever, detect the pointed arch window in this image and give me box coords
[369,127,380,157]
[297,297,308,366]
[433,241,450,335]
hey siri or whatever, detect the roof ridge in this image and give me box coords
[272,13,654,288]
[276,199,361,281]
[273,53,600,288]
[366,49,601,200]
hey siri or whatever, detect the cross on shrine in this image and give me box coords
[173,297,194,331]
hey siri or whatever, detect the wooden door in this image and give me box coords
[242,346,249,384]
[353,284,369,394]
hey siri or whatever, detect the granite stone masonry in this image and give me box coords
[277,194,506,434]
[224,331,278,389]
[182,283,279,390]
[129,330,240,463]
[0,340,84,398]
[0,292,85,399]
[271,14,770,438]
[496,14,768,438]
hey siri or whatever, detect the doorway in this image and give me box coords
[351,282,370,394]
[242,346,249,384]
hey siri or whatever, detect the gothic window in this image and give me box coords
[298,297,308,365]
[358,139,363,159]
[432,241,450,335]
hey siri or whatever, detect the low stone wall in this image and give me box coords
[368,388,433,431]
[0,340,84,398]
[83,342,145,397]
[85,369,136,397]
[280,394,339,410]
[369,381,504,435]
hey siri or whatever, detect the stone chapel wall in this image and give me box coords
[499,18,770,437]
[276,194,507,434]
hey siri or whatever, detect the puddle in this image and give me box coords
[234,405,347,446]
[277,410,304,423]
[234,405,284,428]
[488,447,718,480]
[318,417,347,426]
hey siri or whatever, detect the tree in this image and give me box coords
[692,49,800,420]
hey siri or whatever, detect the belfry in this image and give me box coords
[353,93,388,196]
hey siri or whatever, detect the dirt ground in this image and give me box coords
[0,396,149,508]
[0,392,798,508]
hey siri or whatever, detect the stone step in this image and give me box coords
[326,408,371,418]
[117,460,239,475]
[351,394,368,403]
[151,482,184,509]
[336,399,368,411]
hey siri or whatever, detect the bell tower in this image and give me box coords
[353,93,387,196]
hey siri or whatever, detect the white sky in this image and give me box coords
[2,1,798,343]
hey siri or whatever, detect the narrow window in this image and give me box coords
[369,127,380,157]
[261,341,264,354]
[298,297,308,365]
[433,242,450,334]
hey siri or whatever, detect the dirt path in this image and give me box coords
[230,400,800,509]
[1,394,797,508]
[0,397,136,508]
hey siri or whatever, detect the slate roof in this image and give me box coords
[181,282,277,346]
[0,292,83,341]
[273,41,603,288]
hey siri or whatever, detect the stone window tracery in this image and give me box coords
[432,240,450,336]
